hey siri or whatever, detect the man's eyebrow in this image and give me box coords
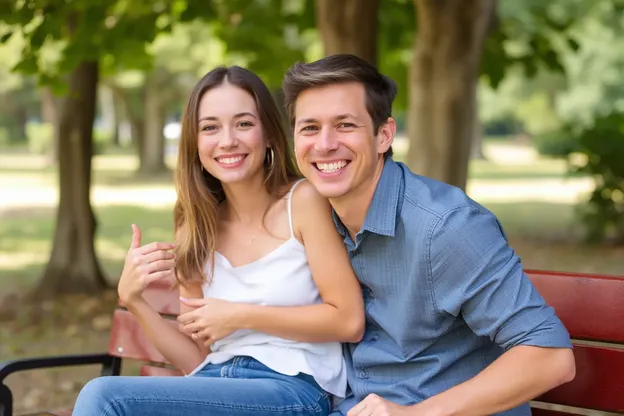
[296,117,318,126]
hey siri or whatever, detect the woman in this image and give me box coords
[72,66,364,416]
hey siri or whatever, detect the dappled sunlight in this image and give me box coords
[0,252,47,271]
[0,143,597,211]
[96,239,130,262]
[468,178,593,204]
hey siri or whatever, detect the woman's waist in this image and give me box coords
[212,331,343,356]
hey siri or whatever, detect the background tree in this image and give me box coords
[0,0,208,296]
[315,0,380,65]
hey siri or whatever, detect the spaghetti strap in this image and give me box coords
[287,179,306,238]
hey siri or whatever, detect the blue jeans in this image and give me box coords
[72,356,331,415]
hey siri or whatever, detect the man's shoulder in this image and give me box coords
[395,161,483,221]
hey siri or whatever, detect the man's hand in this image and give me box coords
[176,297,246,346]
[347,394,413,416]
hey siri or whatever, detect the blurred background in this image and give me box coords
[0,0,622,413]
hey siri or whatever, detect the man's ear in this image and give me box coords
[376,117,396,155]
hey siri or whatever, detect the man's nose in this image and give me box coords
[314,129,339,153]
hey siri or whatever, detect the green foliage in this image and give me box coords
[556,0,624,126]
[532,131,579,158]
[0,0,211,91]
[205,0,315,90]
[482,0,587,88]
[567,112,624,243]
[26,122,113,155]
[26,122,53,154]
[377,0,415,112]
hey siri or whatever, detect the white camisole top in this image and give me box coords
[186,179,347,398]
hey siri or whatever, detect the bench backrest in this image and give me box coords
[526,270,624,416]
[106,270,624,413]
[108,279,182,376]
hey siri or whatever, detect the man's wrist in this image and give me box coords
[409,391,462,416]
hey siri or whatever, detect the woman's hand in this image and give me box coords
[117,224,176,306]
[177,297,247,346]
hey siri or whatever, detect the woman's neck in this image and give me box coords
[220,175,274,224]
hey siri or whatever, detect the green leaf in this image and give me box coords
[0,31,13,44]
[12,54,39,74]
[566,37,580,51]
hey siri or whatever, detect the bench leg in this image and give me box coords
[101,356,122,377]
[0,383,12,416]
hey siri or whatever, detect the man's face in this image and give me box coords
[292,82,394,200]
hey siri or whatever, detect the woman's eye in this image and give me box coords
[238,121,254,127]
[201,125,217,131]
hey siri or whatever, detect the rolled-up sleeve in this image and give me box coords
[428,206,573,351]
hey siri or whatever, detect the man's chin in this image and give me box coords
[312,181,350,200]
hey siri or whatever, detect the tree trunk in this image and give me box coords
[14,106,28,143]
[99,85,117,147]
[40,87,60,164]
[315,0,380,65]
[471,92,487,160]
[112,91,122,147]
[36,60,108,297]
[406,0,496,190]
[138,79,167,175]
[109,83,144,149]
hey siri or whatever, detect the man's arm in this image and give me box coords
[419,205,575,416]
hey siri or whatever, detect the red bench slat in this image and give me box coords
[526,270,624,342]
[534,344,624,413]
[118,279,180,316]
[139,365,184,377]
[108,309,178,364]
[529,408,578,416]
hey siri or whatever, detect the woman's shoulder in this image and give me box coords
[288,179,327,206]
[288,179,332,232]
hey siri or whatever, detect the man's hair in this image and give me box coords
[282,54,398,158]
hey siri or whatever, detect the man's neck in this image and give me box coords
[330,158,386,241]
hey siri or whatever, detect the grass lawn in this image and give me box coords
[0,140,622,414]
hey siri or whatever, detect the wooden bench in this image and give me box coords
[1,270,623,415]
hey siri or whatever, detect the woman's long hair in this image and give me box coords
[173,66,300,285]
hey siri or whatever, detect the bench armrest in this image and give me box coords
[0,352,119,381]
[0,353,120,416]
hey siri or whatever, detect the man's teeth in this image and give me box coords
[317,161,347,173]
[217,156,244,164]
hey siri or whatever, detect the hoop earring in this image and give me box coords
[266,148,275,171]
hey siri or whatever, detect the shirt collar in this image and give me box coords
[332,158,404,239]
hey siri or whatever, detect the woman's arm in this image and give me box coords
[120,224,209,375]
[125,283,207,375]
[226,180,365,343]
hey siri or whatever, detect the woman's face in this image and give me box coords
[196,82,268,185]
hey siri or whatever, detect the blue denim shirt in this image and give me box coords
[332,159,572,415]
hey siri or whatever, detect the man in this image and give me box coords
[282,54,575,416]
